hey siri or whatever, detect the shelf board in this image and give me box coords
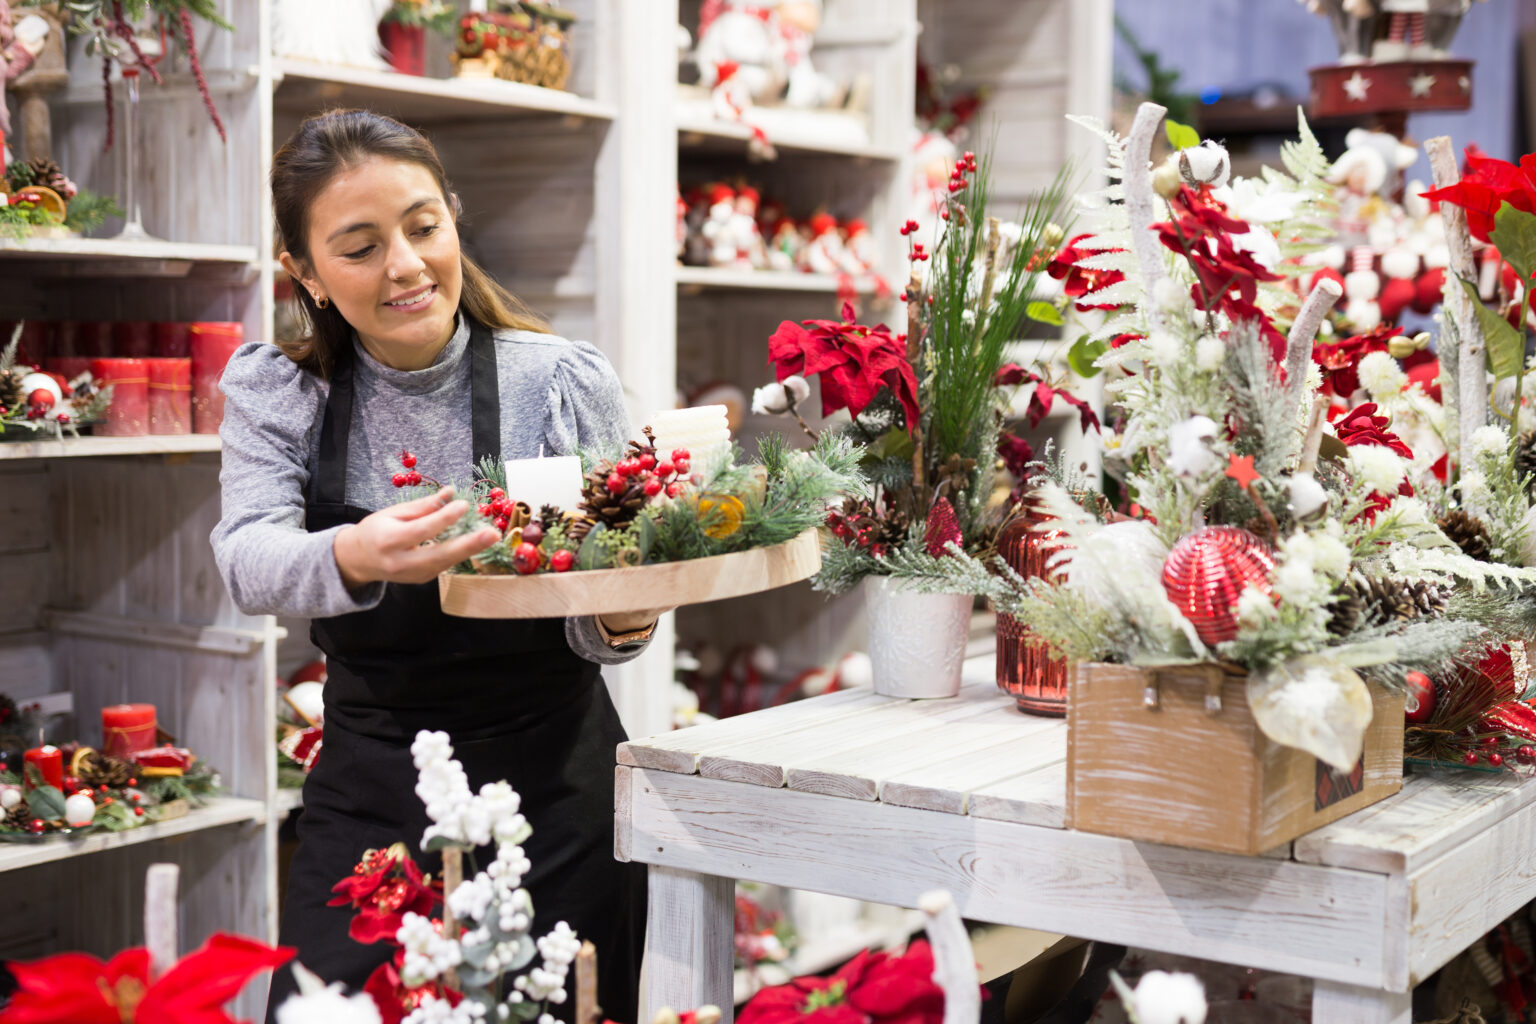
[0,434,221,461]
[274,59,617,125]
[676,102,897,161]
[0,237,258,279]
[676,267,878,294]
[0,796,266,875]
[274,788,305,817]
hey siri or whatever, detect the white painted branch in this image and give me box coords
[1286,277,1343,411]
[1425,135,1487,470]
[919,890,980,1024]
[1297,395,1329,477]
[144,863,180,980]
[1124,102,1170,323]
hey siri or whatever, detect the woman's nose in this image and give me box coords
[386,232,427,282]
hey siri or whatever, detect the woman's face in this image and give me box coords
[285,157,463,370]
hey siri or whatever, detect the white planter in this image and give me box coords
[865,577,972,699]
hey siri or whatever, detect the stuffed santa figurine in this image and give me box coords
[701,183,740,268]
[799,212,844,275]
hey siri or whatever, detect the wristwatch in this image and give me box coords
[594,616,656,651]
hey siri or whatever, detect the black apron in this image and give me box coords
[266,321,645,1023]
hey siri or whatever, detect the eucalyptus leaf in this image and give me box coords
[1165,119,1201,151]
[1459,278,1526,380]
[1067,335,1108,379]
[1247,655,1372,772]
[457,965,497,989]
[1026,300,1064,327]
[1490,202,1536,284]
[576,523,610,570]
[28,785,65,821]
[506,933,536,971]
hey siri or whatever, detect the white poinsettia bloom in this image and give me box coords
[1213,176,1305,225]
[1131,970,1208,1024]
[1357,351,1407,400]
[1230,225,1282,272]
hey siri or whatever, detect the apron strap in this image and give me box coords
[307,317,501,507]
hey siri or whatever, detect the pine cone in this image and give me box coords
[1438,509,1493,562]
[579,467,647,527]
[0,370,25,414]
[1328,575,1447,635]
[1517,430,1536,493]
[936,454,978,497]
[4,798,32,832]
[25,159,67,193]
[73,749,135,789]
[537,504,563,533]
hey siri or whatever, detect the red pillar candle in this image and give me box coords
[113,321,155,358]
[76,322,114,358]
[101,704,158,761]
[12,321,50,367]
[147,358,192,435]
[23,746,64,791]
[44,357,94,388]
[90,358,150,436]
[153,322,192,358]
[190,321,245,434]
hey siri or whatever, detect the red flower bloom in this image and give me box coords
[1336,402,1414,458]
[329,845,440,946]
[0,934,293,1024]
[364,950,463,1024]
[1313,325,1400,399]
[739,941,949,1024]
[1046,234,1126,312]
[1421,145,1536,244]
[769,303,921,431]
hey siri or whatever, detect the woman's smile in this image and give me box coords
[383,283,438,313]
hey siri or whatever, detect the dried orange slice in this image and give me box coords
[13,184,65,223]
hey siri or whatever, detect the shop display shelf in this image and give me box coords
[0,237,259,279]
[0,796,266,875]
[0,435,221,462]
[274,788,305,818]
[273,59,618,126]
[675,101,899,162]
[675,266,879,294]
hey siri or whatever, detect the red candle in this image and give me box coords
[23,746,63,791]
[90,358,150,436]
[101,704,158,761]
[147,358,192,435]
[190,321,245,434]
[113,321,155,358]
[44,357,94,388]
[11,321,50,367]
[153,322,192,358]
[76,322,114,358]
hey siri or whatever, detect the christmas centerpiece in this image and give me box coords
[450,2,578,91]
[926,104,1536,855]
[752,148,1092,699]
[419,404,862,619]
[0,155,121,240]
[0,325,112,439]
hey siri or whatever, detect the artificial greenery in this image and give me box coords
[381,0,458,35]
[63,189,124,234]
[0,199,60,240]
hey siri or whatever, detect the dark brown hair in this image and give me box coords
[271,108,548,378]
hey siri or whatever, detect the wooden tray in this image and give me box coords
[438,528,822,619]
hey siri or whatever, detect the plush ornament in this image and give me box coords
[1161,526,1276,647]
[285,680,325,728]
[695,0,784,103]
[730,186,768,270]
[839,218,876,275]
[1380,247,1420,281]
[273,0,391,69]
[1344,268,1381,302]
[836,650,873,690]
[0,786,18,811]
[1404,670,1437,724]
[1344,298,1382,332]
[63,791,96,828]
[766,217,801,272]
[799,212,843,275]
[1413,266,1447,315]
[1309,266,1346,295]
[1378,276,1417,323]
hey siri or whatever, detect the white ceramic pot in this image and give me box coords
[865,576,973,699]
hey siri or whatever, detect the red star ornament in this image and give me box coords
[1225,452,1261,491]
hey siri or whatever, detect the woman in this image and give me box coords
[212,109,650,1022]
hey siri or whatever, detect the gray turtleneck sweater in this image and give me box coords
[210,318,647,665]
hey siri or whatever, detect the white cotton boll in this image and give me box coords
[1349,445,1407,494]
[1236,587,1278,628]
[1195,335,1226,372]
[751,382,791,415]
[1152,276,1189,312]
[1147,330,1183,365]
[1179,141,1231,188]
[1344,269,1380,301]
[1273,558,1321,606]
[1131,970,1209,1024]
[1287,474,1328,521]
[1166,415,1220,479]
[1312,534,1352,578]
[1469,424,1510,462]
[1380,247,1420,280]
[1357,351,1407,400]
[276,984,384,1024]
[1344,299,1382,331]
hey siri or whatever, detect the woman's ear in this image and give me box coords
[278,252,322,302]
[448,192,463,218]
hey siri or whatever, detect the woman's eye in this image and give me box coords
[344,245,375,260]
[415,224,439,237]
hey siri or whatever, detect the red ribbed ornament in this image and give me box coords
[1161,526,1275,647]
[996,504,1069,716]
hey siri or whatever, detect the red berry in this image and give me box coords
[400,452,417,469]
[405,471,422,486]
[674,457,691,474]
[521,522,544,546]
[643,479,663,497]
[1490,752,1505,767]
[638,454,657,471]
[134,806,145,817]
[1465,750,1480,765]
[1520,746,1536,764]
[656,461,675,477]
[127,778,136,787]
[512,542,542,575]
[56,413,69,424]
[130,792,142,802]
[488,488,506,501]
[494,515,510,532]
[671,449,690,461]
[98,785,108,793]
[27,819,44,834]
[1483,735,1501,747]
[666,482,680,498]
[940,208,950,221]
[607,473,626,495]
[479,503,494,517]
[392,473,408,488]
[550,549,575,573]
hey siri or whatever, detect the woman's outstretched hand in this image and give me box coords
[334,486,499,590]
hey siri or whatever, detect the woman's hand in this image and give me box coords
[334,486,499,591]
[598,609,673,634]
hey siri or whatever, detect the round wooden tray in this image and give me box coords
[437,528,822,619]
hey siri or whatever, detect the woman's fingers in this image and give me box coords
[398,527,501,582]
[384,486,458,520]
[399,498,472,545]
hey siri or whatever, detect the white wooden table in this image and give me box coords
[615,676,1536,1024]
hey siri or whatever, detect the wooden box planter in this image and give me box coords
[1066,662,1404,855]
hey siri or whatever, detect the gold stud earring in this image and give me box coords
[314,294,329,309]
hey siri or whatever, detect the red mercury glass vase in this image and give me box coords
[380,22,427,77]
[995,504,1069,717]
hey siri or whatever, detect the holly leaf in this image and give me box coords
[1067,335,1108,378]
[1490,201,1536,284]
[1459,277,1526,380]
[1165,119,1201,151]
[27,784,64,821]
[1026,300,1063,326]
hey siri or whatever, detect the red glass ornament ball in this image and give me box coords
[1403,671,1436,724]
[1161,526,1276,647]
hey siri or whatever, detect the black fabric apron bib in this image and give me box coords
[265,322,645,1024]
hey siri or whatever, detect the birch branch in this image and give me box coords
[1285,277,1342,401]
[920,890,979,1024]
[144,863,180,981]
[575,941,600,1024]
[1124,101,1170,329]
[1426,135,1487,471]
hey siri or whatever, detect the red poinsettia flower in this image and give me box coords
[1313,325,1400,399]
[994,363,1100,433]
[1421,145,1536,244]
[329,846,440,945]
[738,941,949,1024]
[364,949,463,1024]
[1046,234,1125,311]
[1335,402,1414,458]
[768,303,921,431]
[0,934,293,1024]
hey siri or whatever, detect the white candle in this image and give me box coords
[649,404,733,479]
[501,455,585,514]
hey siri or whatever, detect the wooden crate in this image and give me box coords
[1066,662,1404,855]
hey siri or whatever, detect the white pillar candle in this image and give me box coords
[649,404,733,479]
[501,455,585,514]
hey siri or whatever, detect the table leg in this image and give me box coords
[643,866,735,1023]
[1312,980,1412,1024]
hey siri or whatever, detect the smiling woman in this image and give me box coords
[210,109,647,1024]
